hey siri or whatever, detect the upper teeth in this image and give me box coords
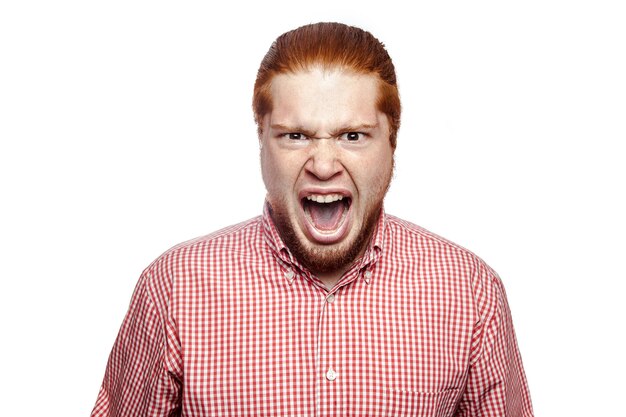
[306,194,344,203]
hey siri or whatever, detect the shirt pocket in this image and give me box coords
[384,387,461,417]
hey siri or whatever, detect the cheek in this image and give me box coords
[360,144,392,167]
[372,146,394,175]
[260,149,278,192]
[261,149,296,195]
[356,152,393,196]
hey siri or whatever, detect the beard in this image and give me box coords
[267,166,392,275]
[268,199,383,275]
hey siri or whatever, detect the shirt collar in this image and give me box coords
[262,200,387,284]
[262,203,290,255]
[357,210,386,270]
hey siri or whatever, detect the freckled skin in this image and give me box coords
[260,68,394,287]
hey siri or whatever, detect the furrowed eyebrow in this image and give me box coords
[270,123,379,138]
[329,123,378,137]
[270,124,316,138]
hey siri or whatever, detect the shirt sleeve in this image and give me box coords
[91,272,182,417]
[455,265,534,417]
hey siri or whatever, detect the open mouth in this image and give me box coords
[302,194,351,233]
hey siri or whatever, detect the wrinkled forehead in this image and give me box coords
[267,66,384,108]
[265,68,388,136]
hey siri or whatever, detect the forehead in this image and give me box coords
[267,68,382,128]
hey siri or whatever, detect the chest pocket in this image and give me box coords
[384,388,460,417]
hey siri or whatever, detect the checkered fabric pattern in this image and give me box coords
[91,205,533,416]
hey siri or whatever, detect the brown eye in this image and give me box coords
[342,132,362,141]
[288,133,303,140]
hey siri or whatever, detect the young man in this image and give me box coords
[92,22,533,416]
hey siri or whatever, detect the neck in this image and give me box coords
[312,256,360,290]
[315,270,344,290]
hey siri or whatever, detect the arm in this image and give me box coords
[91,272,182,417]
[456,265,533,417]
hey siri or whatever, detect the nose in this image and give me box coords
[305,138,343,181]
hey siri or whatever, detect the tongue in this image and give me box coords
[307,200,345,231]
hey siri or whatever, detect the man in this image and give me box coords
[92,22,533,416]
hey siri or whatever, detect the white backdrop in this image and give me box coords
[1,1,624,415]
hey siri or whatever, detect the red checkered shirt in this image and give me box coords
[92,206,533,416]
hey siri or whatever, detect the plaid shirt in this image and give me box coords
[91,206,533,416]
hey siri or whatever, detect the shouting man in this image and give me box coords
[92,22,533,416]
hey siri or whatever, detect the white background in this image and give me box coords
[1,1,624,415]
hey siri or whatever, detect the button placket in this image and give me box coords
[318,289,340,393]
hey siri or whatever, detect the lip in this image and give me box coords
[297,187,353,244]
[297,188,353,201]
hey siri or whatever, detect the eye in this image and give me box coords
[341,132,363,141]
[286,133,306,140]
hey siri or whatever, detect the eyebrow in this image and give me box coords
[270,124,317,138]
[270,123,379,138]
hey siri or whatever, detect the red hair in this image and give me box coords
[253,22,401,149]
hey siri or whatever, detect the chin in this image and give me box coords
[268,200,382,275]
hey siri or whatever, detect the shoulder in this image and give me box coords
[385,214,484,266]
[138,216,264,290]
[384,213,503,294]
[153,215,263,267]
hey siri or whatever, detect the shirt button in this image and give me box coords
[326,369,337,381]
[326,294,335,304]
[284,269,294,280]
[365,270,372,279]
